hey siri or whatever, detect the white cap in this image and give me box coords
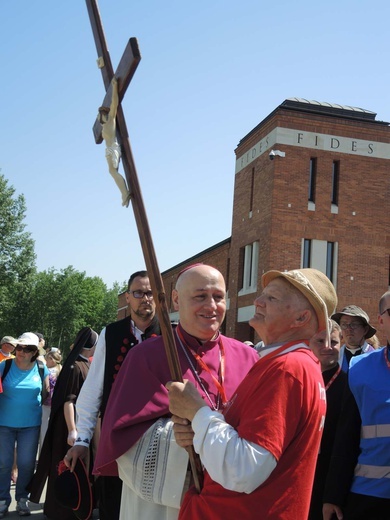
[16,332,39,347]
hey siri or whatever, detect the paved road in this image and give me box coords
[7,502,45,518]
[7,482,99,519]
[8,483,45,518]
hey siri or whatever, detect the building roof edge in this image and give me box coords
[161,237,231,276]
[237,98,389,148]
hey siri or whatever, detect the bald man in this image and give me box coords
[93,264,259,520]
[168,268,337,520]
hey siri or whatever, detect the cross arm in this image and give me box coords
[93,38,141,144]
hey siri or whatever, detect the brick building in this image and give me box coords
[120,99,390,344]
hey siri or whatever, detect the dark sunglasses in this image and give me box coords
[380,308,390,317]
[15,345,36,353]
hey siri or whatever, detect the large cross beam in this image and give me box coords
[92,37,141,144]
[85,0,203,491]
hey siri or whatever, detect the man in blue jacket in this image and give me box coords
[323,291,390,520]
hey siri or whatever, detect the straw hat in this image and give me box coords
[262,268,338,332]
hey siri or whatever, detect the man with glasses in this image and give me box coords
[323,291,390,519]
[66,270,160,520]
[331,305,376,372]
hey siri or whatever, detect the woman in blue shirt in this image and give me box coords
[0,332,49,518]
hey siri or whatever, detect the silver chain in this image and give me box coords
[175,329,220,411]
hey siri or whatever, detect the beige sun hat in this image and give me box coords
[262,268,338,332]
[1,336,17,346]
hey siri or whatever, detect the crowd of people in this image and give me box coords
[0,328,97,519]
[0,266,388,519]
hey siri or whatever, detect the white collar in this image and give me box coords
[345,341,368,353]
[131,320,144,343]
[258,341,309,359]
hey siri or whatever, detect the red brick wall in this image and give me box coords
[229,107,390,344]
[117,292,129,320]
[161,240,231,335]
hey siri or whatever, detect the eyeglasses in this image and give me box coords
[15,345,36,353]
[380,308,390,317]
[128,290,154,299]
[339,322,364,330]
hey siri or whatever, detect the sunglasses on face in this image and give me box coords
[15,345,36,353]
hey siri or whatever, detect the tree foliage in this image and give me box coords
[22,267,119,356]
[0,173,36,331]
[0,173,121,353]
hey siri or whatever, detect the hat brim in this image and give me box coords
[55,459,92,520]
[364,325,376,339]
[1,340,17,347]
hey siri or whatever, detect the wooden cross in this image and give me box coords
[91,36,140,145]
[85,0,203,491]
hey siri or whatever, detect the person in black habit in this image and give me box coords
[28,327,98,520]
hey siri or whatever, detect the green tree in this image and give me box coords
[0,172,120,348]
[23,267,119,356]
[99,281,123,330]
[0,173,36,336]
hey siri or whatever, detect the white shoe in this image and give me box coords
[16,498,30,516]
[0,500,8,518]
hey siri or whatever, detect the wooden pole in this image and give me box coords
[85,0,203,491]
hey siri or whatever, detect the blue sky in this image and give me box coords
[1,0,389,288]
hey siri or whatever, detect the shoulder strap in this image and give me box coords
[36,359,48,401]
[36,359,45,384]
[1,358,12,382]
